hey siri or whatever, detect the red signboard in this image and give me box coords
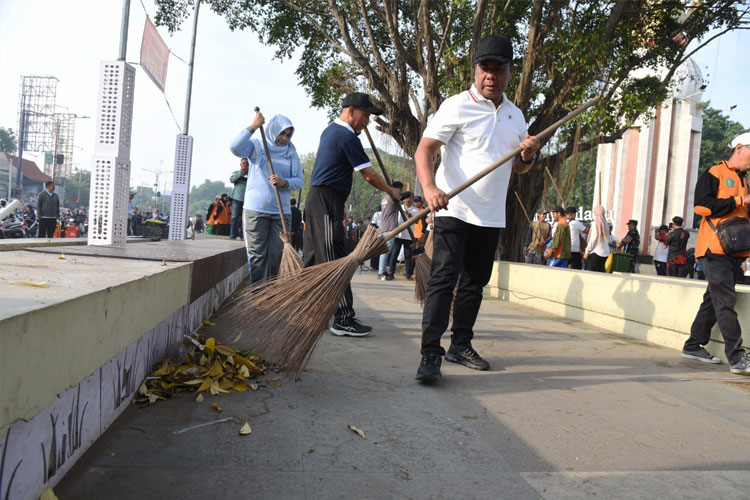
[140,17,170,92]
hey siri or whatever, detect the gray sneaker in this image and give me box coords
[729,353,750,375]
[681,347,721,364]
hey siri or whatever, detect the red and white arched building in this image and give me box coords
[594,58,704,255]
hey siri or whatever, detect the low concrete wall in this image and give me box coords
[0,243,248,500]
[486,262,749,358]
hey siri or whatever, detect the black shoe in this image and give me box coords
[445,344,490,371]
[330,318,372,337]
[416,353,442,382]
[681,347,721,364]
[385,273,394,281]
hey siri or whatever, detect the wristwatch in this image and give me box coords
[518,153,535,165]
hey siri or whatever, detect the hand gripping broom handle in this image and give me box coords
[383,96,601,242]
[363,126,418,244]
[255,107,291,235]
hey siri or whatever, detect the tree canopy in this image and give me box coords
[155,0,749,259]
[0,127,17,153]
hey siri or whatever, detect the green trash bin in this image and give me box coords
[611,252,633,273]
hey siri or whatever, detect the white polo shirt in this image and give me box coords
[422,84,527,227]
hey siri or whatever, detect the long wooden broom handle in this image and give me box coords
[383,96,601,242]
[255,107,291,235]
[513,191,532,225]
[363,126,418,243]
[544,166,565,208]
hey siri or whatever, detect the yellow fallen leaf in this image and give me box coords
[239,422,252,435]
[347,424,366,439]
[239,365,250,378]
[256,338,262,342]
[197,378,213,392]
[152,360,171,377]
[205,361,224,379]
[234,384,248,392]
[249,383,259,391]
[209,381,229,395]
[226,355,234,366]
[215,343,235,357]
[2,278,48,288]
[205,337,216,355]
[138,381,148,396]
[183,378,204,385]
[199,354,208,366]
[195,394,204,403]
[203,318,216,327]
[218,379,234,390]
[232,332,243,343]
[267,379,280,388]
[58,253,65,260]
[211,402,222,413]
[40,487,58,500]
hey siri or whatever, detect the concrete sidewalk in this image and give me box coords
[56,269,750,500]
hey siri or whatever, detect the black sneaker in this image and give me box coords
[385,273,394,281]
[445,344,490,371]
[681,347,721,364]
[330,318,372,337]
[416,353,442,382]
[729,353,750,375]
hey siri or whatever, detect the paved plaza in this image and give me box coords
[56,270,750,499]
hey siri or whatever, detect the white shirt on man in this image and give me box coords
[568,218,586,252]
[422,84,527,228]
[397,204,420,240]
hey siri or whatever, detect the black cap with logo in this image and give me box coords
[342,92,383,115]
[474,35,513,65]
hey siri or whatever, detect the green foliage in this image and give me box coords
[698,101,748,176]
[296,148,414,221]
[187,179,233,217]
[153,0,747,260]
[62,170,90,208]
[0,127,17,153]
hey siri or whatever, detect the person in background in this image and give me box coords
[583,205,611,272]
[525,210,550,265]
[36,181,60,238]
[618,219,640,273]
[565,206,588,269]
[229,158,249,240]
[665,216,690,277]
[206,195,220,235]
[545,206,570,268]
[653,224,669,276]
[290,198,303,251]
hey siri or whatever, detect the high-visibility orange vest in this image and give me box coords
[695,161,750,258]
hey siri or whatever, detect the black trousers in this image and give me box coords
[421,216,500,355]
[655,261,667,276]
[570,252,583,270]
[302,186,355,323]
[389,237,414,277]
[39,218,56,238]
[684,253,746,364]
[588,252,607,273]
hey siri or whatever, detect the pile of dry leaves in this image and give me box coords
[135,333,265,405]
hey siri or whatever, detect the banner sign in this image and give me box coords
[140,17,170,92]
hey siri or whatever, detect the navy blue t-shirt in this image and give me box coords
[310,122,370,197]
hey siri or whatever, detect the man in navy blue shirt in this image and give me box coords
[304,92,400,337]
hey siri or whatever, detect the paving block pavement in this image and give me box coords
[56,269,750,499]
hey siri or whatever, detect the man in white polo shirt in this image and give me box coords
[414,34,541,383]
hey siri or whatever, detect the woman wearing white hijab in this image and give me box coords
[584,205,611,272]
[230,111,304,282]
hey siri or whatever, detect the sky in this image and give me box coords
[1,0,749,193]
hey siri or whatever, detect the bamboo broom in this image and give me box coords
[234,97,601,378]
[254,107,303,277]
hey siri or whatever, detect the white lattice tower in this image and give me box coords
[169,134,193,240]
[87,61,135,246]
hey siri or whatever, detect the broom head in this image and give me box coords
[232,225,388,378]
[279,232,303,277]
[414,229,434,304]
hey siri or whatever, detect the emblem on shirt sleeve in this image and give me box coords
[726,178,735,188]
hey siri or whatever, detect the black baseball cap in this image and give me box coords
[564,206,577,215]
[474,35,513,65]
[627,219,638,226]
[342,92,383,115]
